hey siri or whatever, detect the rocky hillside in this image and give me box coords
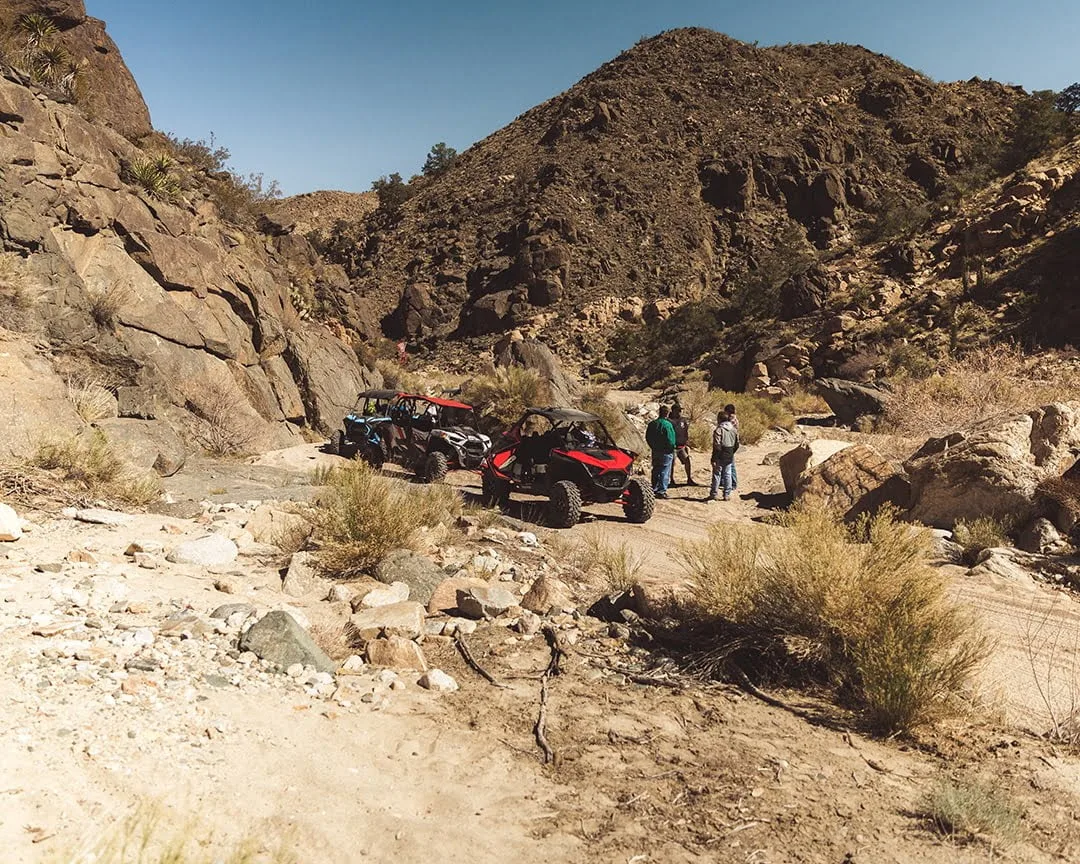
[316,29,1022,365]
[0,2,380,467]
[271,190,378,239]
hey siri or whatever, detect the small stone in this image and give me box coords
[32,621,81,637]
[0,503,22,542]
[67,508,133,527]
[515,610,542,636]
[130,628,155,647]
[238,610,336,674]
[341,655,365,672]
[125,540,165,556]
[203,674,231,689]
[125,656,160,672]
[210,602,255,621]
[417,669,459,692]
[35,562,64,574]
[280,550,330,598]
[349,601,427,642]
[213,579,236,594]
[121,674,157,696]
[286,663,305,678]
[608,622,631,640]
[424,619,447,636]
[426,576,490,615]
[134,553,160,570]
[67,547,99,565]
[521,575,574,615]
[517,531,539,547]
[390,679,407,691]
[444,617,477,637]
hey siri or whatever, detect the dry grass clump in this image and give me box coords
[181,381,261,457]
[460,365,551,433]
[313,460,460,577]
[88,281,134,328]
[309,619,353,662]
[67,377,116,422]
[883,345,1080,437]
[31,431,161,507]
[678,503,989,734]
[570,531,648,593]
[920,778,1023,844]
[953,516,1014,566]
[677,382,796,446]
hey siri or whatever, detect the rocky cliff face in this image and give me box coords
[321,29,1019,366]
[0,42,377,460]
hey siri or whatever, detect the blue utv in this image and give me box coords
[327,389,400,466]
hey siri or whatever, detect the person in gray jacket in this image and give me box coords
[706,409,739,502]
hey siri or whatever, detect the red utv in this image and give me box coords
[480,407,654,528]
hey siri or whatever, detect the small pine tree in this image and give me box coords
[371,172,412,214]
[422,142,458,177]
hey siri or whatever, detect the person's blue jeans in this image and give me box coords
[651,451,674,495]
[710,461,735,499]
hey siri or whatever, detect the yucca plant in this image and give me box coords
[129,156,181,201]
[16,13,58,59]
[31,43,70,84]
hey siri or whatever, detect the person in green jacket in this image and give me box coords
[645,405,676,499]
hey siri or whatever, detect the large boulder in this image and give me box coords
[494,338,578,406]
[795,444,910,521]
[238,610,335,673]
[0,335,83,461]
[283,327,382,434]
[816,378,891,426]
[779,440,852,494]
[90,418,187,477]
[348,601,426,642]
[166,534,238,568]
[374,550,444,606]
[906,403,1080,529]
[0,502,22,542]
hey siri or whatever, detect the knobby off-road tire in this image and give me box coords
[548,480,582,528]
[623,477,655,524]
[481,470,509,508]
[328,430,344,456]
[423,451,449,483]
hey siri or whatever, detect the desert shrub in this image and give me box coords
[860,191,931,243]
[781,387,829,416]
[882,344,1080,436]
[371,172,414,215]
[313,460,460,577]
[678,503,988,733]
[309,620,353,662]
[209,171,282,223]
[953,516,1014,566]
[921,779,1022,844]
[885,342,937,380]
[459,366,551,433]
[31,431,161,507]
[1000,90,1072,173]
[164,134,231,173]
[730,222,817,320]
[607,300,730,382]
[422,142,458,177]
[675,382,795,446]
[87,281,133,328]
[66,377,116,422]
[571,531,647,593]
[180,381,261,457]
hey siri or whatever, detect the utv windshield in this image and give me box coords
[515,415,616,450]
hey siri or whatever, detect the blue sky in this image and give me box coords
[88,0,1078,196]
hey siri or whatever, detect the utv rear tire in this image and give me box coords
[624,477,655,524]
[481,471,509,508]
[328,430,343,456]
[548,480,582,529]
[423,451,449,483]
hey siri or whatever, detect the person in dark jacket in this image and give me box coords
[706,409,739,502]
[645,405,676,499]
[668,404,695,486]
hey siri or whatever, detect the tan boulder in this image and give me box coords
[349,601,426,642]
[365,636,427,671]
[779,440,852,494]
[281,551,331,598]
[630,576,695,618]
[906,402,1080,528]
[426,576,490,615]
[795,444,909,521]
[521,575,574,615]
[245,505,309,547]
[0,335,83,461]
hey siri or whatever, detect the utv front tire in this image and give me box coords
[423,451,449,483]
[548,480,582,529]
[481,471,509,508]
[624,477,655,524]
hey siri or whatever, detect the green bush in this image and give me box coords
[422,142,458,177]
[459,366,551,434]
[1000,90,1072,172]
[921,779,1022,843]
[371,172,414,215]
